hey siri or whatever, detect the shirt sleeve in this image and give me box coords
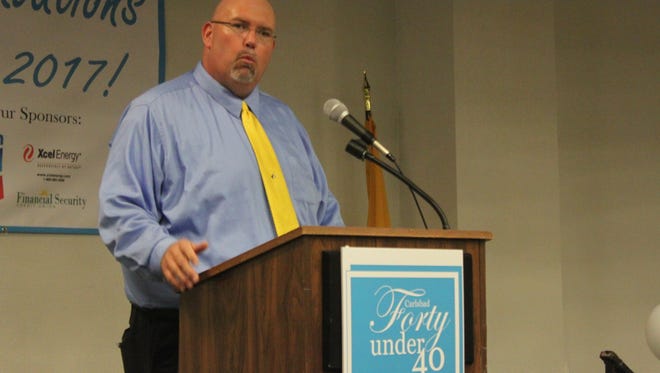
[98,103,177,281]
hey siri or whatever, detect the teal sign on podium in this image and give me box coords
[341,247,464,373]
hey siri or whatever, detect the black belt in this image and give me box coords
[130,303,179,322]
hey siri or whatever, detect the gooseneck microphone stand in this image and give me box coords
[345,139,451,230]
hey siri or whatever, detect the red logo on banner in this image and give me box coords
[23,144,35,162]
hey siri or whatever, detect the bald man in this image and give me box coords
[98,0,343,371]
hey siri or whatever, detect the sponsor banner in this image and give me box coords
[0,1,164,233]
[341,247,464,373]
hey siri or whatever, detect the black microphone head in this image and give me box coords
[345,139,368,161]
[323,98,349,122]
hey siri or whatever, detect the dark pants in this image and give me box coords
[119,304,179,373]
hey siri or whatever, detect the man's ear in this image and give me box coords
[201,22,214,48]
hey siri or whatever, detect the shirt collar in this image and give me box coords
[193,62,261,119]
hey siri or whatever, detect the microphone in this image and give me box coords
[323,98,395,162]
[345,139,451,230]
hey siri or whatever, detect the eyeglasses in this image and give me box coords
[210,20,276,43]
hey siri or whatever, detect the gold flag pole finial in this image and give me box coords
[363,70,372,116]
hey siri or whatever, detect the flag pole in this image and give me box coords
[363,71,391,227]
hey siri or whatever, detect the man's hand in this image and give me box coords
[161,239,209,292]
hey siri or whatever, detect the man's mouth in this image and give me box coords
[237,53,256,64]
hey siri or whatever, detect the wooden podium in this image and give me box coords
[179,226,491,372]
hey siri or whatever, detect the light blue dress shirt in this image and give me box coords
[98,63,343,308]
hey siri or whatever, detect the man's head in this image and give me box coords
[201,0,276,98]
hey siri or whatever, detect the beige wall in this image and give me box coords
[453,1,566,371]
[1,1,658,372]
[556,1,660,371]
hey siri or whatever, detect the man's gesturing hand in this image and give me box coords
[161,239,209,292]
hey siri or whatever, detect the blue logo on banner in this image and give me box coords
[348,266,463,373]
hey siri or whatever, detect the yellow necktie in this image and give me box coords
[241,101,299,236]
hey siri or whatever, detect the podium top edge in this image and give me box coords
[296,226,493,241]
[197,226,492,282]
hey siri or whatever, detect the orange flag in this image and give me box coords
[363,72,391,227]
